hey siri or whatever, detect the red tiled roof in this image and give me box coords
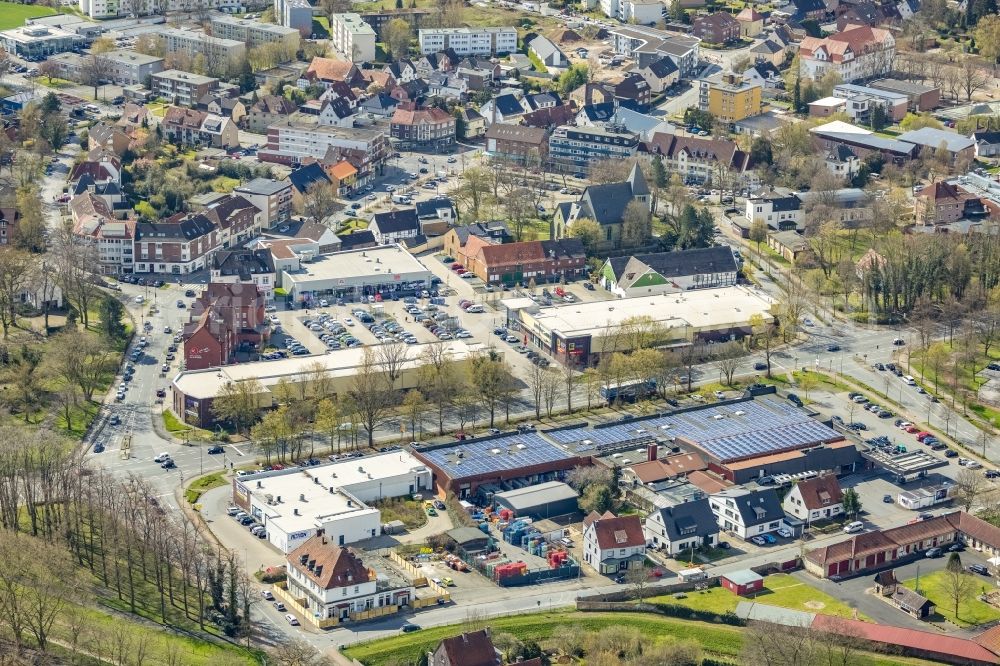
[921,180,967,203]
[975,625,1000,657]
[629,453,707,484]
[591,514,644,549]
[390,105,453,127]
[687,470,733,494]
[307,57,356,83]
[799,26,893,64]
[435,630,500,666]
[813,615,999,664]
[288,536,371,590]
[793,474,843,511]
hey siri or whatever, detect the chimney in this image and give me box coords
[321,535,327,544]
[293,508,300,516]
[256,481,262,488]
[329,487,336,494]
[300,493,306,501]
[647,444,657,462]
[276,495,281,503]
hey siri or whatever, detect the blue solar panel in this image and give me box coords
[538,398,840,464]
[419,432,576,478]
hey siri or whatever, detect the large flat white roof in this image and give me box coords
[528,286,775,339]
[281,244,431,286]
[239,451,428,534]
[173,339,481,399]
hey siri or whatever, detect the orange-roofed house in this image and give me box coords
[327,160,358,196]
[305,57,365,88]
[799,26,895,83]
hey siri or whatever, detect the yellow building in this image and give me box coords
[699,73,764,124]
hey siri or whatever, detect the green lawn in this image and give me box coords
[649,574,863,619]
[904,571,1000,627]
[0,1,56,30]
[54,603,259,666]
[343,609,934,666]
[186,471,228,505]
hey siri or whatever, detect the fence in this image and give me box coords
[576,599,746,627]
[387,550,428,586]
[455,544,581,587]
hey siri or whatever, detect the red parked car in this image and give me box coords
[916,432,932,442]
[904,425,919,433]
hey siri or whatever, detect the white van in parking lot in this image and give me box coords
[903,375,916,386]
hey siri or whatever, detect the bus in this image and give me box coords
[600,379,657,404]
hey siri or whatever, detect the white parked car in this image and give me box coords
[153,453,171,463]
[284,613,299,626]
[843,521,864,534]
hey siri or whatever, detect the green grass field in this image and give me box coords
[904,571,1000,627]
[54,603,259,666]
[648,574,863,619]
[0,1,57,30]
[343,609,937,666]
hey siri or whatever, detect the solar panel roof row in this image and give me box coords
[418,432,578,477]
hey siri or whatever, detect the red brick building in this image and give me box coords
[459,237,586,286]
[914,180,973,226]
[692,12,741,45]
[183,282,268,370]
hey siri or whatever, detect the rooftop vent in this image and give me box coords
[734,410,746,416]
[299,493,306,501]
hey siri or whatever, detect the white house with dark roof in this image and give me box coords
[637,56,679,93]
[370,209,420,245]
[709,487,784,539]
[644,498,720,555]
[599,246,739,297]
[479,93,525,125]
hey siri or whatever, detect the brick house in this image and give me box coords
[183,282,268,369]
[914,180,973,226]
[484,123,548,165]
[203,195,263,250]
[692,12,741,45]
[804,511,1000,579]
[461,237,586,286]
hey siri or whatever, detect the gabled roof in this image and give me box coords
[306,57,358,83]
[791,474,843,510]
[484,123,547,145]
[919,180,966,203]
[337,229,377,250]
[390,105,453,127]
[645,56,679,78]
[491,93,525,118]
[736,6,764,20]
[522,104,577,129]
[252,94,296,115]
[606,246,738,285]
[371,208,419,234]
[287,162,332,194]
[799,26,893,64]
[287,536,371,590]
[653,498,719,543]
[434,631,500,666]
[898,127,976,154]
[973,130,1000,145]
[577,165,648,226]
[163,106,207,130]
[529,35,564,62]
[813,615,999,664]
[579,102,616,123]
[135,213,216,242]
[713,487,783,527]
[361,93,398,111]
[589,514,645,549]
[415,197,454,219]
[523,91,562,111]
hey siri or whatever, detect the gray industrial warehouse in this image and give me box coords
[493,481,580,520]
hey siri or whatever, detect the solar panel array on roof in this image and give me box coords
[542,398,840,463]
[418,432,576,478]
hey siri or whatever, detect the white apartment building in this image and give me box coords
[799,26,895,83]
[275,0,313,35]
[80,0,242,19]
[265,119,390,164]
[329,13,376,62]
[417,27,516,56]
[210,15,300,50]
[601,0,661,24]
[161,28,247,72]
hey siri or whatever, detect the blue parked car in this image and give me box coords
[762,533,777,544]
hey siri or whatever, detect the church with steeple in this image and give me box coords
[552,163,652,250]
